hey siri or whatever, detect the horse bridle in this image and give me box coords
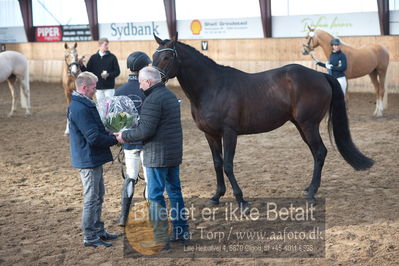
[153,47,178,82]
[65,54,80,77]
[303,31,316,53]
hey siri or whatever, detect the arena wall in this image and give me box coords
[5,36,399,93]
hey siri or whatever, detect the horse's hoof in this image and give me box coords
[208,198,219,206]
[373,109,383,117]
[238,200,251,214]
[306,196,317,205]
[303,185,318,198]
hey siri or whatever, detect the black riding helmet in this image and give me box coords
[127,51,151,72]
[330,38,341,46]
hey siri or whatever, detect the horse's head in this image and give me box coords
[64,42,80,77]
[152,33,180,82]
[301,26,320,55]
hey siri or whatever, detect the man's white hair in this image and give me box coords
[139,66,162,83]
[75,71,98,90]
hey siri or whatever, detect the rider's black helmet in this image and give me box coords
[127,51,151,72]
[330,38,341,46]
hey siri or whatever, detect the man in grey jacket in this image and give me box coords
[114,66,189,250]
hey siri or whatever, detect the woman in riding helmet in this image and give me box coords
[114,51,151,226]
[314,38,348,95]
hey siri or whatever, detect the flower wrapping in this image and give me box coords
[102,96,139,132]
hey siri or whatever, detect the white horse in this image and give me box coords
[0,51,31,116]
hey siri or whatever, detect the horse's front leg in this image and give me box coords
[7,76,17,117]
[20,78,31,115]
[223,128,249,210]
[64,79,73,105]
[205,133,225,205]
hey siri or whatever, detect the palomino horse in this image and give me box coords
[63,42,81,134]
[152,34,373,208]
[302,27,390,117]
[0,51,31,116]
[63,42,80,104]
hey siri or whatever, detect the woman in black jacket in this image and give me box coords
[113,51,150,226]
[314,38,348,95]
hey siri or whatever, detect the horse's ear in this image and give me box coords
[171,32,178,43]
[154,34,162,44]
[73,42,77,48]
[64,43,68,49]
[307,25,314,31]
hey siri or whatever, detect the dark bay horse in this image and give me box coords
[152,34,374,207]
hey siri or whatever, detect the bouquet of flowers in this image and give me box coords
[101,96,139,133]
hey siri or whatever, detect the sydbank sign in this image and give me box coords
[99,21,169,41]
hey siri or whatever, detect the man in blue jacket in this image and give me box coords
[67,71,119,247]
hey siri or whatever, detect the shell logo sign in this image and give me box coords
[190,20,202,35]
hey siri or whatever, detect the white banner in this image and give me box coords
[177,17,263,39]
[272,12,380,37]
[0,27,27,43]
[390,10,399,35]
[99,21,169,41]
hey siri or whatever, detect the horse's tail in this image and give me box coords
[324,73,374,170]
[20,57,30,110]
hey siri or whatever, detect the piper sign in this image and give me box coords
[35,26,62,42]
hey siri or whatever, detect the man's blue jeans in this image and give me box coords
[79,166,105,241]
[146,166,189,240]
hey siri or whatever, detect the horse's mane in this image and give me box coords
[176,41,235,70]
[315,28,350,47]
[177,41,217,65]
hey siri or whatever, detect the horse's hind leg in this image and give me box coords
[205,133,226,205]
[293,121,327,202]
[378,69,388,110]
[369,70,384,117]
[7,75,17,117]
[222,128,249,209]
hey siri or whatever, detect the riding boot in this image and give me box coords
[118,178,135,226]
[118,196,132,226]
